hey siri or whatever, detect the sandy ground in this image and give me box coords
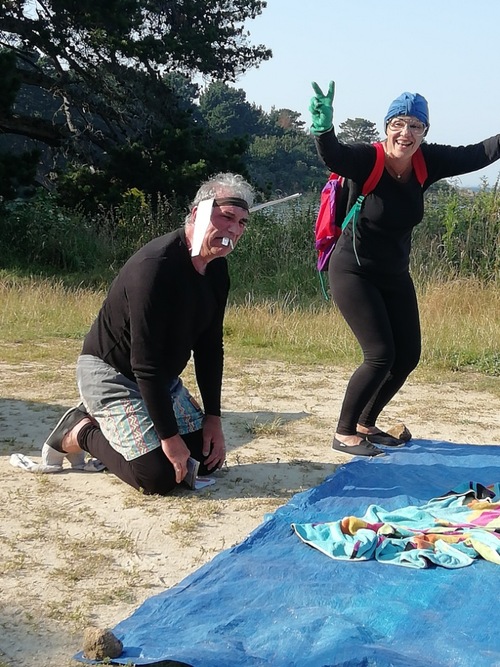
[1,357,500,666]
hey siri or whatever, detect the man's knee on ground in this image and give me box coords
[129,447,177,496]
[134,463,177,496]
[141,475,177,496]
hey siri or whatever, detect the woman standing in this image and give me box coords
[310,81,500,457]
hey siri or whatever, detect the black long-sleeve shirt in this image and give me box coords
[82,228,229,439]
[316,130,500,274]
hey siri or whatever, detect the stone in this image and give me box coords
[386,423,412,442]
[82,627,123,660]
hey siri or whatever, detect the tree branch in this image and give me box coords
[0,113,67,146]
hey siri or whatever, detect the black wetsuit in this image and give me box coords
[77,228,229,493]
[316,129,500,435]
[82,228,229,439]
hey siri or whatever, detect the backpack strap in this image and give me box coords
[342,142,384,264]
[363,142,427,190]
[412,147,428,185]
[361,142,386,195]
[340,142,386,236]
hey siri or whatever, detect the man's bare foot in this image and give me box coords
[44,405,89,453]
[62,417,92,453]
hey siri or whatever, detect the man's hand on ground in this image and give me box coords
[161,435,191,483]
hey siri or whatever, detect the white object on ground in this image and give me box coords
[194,477,216,490]
[9,450,105,473]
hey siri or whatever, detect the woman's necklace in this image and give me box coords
[386,159,411,182]
[383,144,412,181]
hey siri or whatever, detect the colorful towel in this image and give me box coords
[293,481,500,568]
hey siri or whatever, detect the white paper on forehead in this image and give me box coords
[190,198,213,257]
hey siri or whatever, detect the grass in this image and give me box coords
[244,416,287,437]
[418,279,500,376]
[0,273,104,342]
[0,273,499,394]
[223,280,500,394]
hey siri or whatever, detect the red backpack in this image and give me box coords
[314,142,428,277]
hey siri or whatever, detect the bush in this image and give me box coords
[1,180,498,295]
[97,189,182,267]
[0,192,106,272]
[0,189,184,279]
[412,177,500,283]
[228,194,322,303]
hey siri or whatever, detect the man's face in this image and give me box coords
[197,204,249,259]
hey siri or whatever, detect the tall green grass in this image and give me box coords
[411,178,500,283]
[0,180,499,381]
[1,181,498,294]
[228,197,319,302]
[223,281,500,378]
[1,274,499,382]
[0,190,182,285]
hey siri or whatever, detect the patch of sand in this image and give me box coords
[1,359,499,665]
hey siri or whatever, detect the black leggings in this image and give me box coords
[329,265,421,435]
[78,426,211,495]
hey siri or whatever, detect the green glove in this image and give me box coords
[309,81,335,135]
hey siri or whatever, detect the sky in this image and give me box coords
[232,0,500,187]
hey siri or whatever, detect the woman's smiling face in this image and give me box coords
[385,115,426,159]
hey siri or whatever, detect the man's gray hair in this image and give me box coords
[185,173,255,225]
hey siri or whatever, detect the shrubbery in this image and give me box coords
[1,179,498,298]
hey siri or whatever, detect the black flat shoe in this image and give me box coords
[332,437,384,457]
[357,431,405,447]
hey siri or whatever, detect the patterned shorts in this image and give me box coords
[76,355,204,461]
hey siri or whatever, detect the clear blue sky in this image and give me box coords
[234,0,500,187]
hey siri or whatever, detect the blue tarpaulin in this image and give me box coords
[75,440,500,666]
